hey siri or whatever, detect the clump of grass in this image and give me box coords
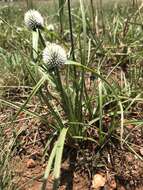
[21,3,124,189]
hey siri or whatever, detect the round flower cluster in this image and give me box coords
[43,43,67,69]
[24,9,44,30]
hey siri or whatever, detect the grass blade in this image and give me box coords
[53,127,68,189]
[41,141,58,190]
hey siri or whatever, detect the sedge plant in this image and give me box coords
[21,2,124,189]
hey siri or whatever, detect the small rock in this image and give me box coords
[126,154,133,162]
[30,154,37,160]
[92,173,106,189]
[27,159,36,168]
[119,186,126,190]
[109,179,117,190]
[126,125,134,129]
[139,147,143,156]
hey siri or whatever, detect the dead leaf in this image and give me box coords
[92,173,106,190]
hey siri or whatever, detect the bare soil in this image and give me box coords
[0,88,143,190]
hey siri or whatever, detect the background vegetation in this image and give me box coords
[0,0,143,189]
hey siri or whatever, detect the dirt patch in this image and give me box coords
[7,122,143,190]
[0,92,143,190]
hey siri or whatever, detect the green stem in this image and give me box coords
[53,67,74,121]
[38,29,46,48]
[59,0,65,34]
[67,0,75,61]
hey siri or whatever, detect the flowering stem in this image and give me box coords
[32,29,39,62]
[53,67,74,121]
[38,29,46,48]
[27,64,65,128]
[59,0,65,34]
[67,0,75,61]
[67,0,81,125]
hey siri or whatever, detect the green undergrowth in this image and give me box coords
[0,0,143,189]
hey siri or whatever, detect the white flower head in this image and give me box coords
[43,43,67,68]
[24,9,44,30]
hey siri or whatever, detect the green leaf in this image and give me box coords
[53,127,68,189]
